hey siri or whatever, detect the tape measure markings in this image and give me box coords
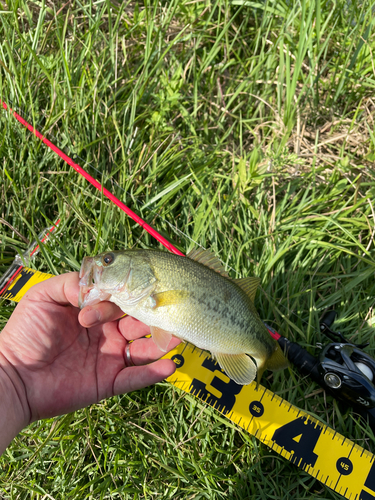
[1,266,375,500]
[1,268,54,302]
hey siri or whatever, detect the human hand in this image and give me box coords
[0,272,180,430]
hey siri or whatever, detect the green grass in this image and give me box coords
[1,0,375,498]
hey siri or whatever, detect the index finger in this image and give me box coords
[118,315,151,340]
[79,301,125,327]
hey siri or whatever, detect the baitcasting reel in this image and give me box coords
[273,311,375,427]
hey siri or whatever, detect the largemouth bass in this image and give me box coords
[79,248,288,385]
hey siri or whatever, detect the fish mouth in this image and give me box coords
[78,256,110,308]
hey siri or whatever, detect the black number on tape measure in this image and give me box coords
[249,401,264,417]
[2,270,33,299]
[336,457,353,476]
[190,356,242,415]
[361,461,375,499]
[272,417,322,468]
[171,354,185,368]
[359,491,375,500]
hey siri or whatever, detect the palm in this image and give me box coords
[0,273,178,423]
[2,298,125,419]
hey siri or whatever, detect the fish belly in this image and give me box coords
[112,292,268,359]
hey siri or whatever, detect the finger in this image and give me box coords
[113,358,177,394]
[79,302,125,328]
[127,336,181,365]
[118,316,151,340]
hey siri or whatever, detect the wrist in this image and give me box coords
[0,348,30,455]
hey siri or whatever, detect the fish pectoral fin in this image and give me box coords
[232,277,260,302]
[214,352,257,385]
[150,326,173,352]
[151,290,190,308]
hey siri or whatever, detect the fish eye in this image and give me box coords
[102,252,115,266]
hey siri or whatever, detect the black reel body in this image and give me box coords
[277,310,375,427]
[318,342,375,409]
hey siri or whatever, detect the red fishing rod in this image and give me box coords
[1,101,184,258]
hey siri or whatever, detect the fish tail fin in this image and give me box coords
[266,342,289,372]
[254,344,288,389]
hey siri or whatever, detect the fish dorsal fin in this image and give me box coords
[213,352,257,385]
[187,248,228,277]
[232,277,260,302]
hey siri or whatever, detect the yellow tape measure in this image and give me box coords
[1,268,54,302]
[2,267,375,499]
